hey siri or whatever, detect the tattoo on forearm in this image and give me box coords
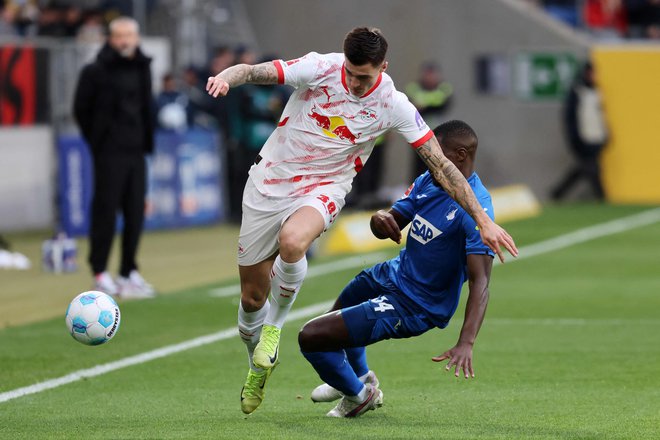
[219,63,278,87]
[218,64,251,88]
[247,63,279,84]
[416,142,485,223]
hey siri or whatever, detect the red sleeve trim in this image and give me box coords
[273,60,285,84]
[410,130,434,149]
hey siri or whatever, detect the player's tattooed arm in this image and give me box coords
[415,136,489,225]
[415,135,519,262]
[206,62,279,97]
[246,62,279,84]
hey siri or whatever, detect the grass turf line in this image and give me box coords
[0,204,659,439]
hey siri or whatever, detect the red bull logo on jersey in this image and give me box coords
[308,106,362,144]
[410,214,442,245]
[357,107,378,121]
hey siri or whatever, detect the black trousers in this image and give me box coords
[551,155,605,201]
[89,153,146,277]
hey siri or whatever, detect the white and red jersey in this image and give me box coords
[248,52,433,199]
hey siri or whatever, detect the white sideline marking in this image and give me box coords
[0,300,333,404]
[488,318,660,326]
[208,252,389,297]
[2,208,660,404]
[496,207,660,264]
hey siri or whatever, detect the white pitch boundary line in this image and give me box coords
[0,300,334,404]
[495,207,660,264]
[488,318,660,326]
[2,207,660,404]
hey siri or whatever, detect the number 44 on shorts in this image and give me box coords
[372,296,395,313]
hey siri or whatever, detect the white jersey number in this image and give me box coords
[372,296,395,313]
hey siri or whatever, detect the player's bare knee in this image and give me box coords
[240,289,268,312]
[298,320,321,352]
[278,229,309,261]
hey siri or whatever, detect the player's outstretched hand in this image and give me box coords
[432,343,475,379]
[370,210,402,243]
[206,75,230,98]
[479,220,518,263]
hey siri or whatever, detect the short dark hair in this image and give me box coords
[343,27,388,66]
[433,120,478,149]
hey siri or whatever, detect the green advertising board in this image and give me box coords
[514,52,578,100]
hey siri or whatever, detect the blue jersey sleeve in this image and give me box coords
[461,194,496,257]
[391,174,424,220]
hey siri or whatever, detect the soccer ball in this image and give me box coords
[65,291,121,346]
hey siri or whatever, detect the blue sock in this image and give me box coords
[302,350,364,396]
[345,347,369,377]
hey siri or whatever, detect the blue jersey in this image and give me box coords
[367,171,495,328]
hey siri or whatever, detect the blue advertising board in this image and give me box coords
[57,136,94,236]
[57,129,225,236]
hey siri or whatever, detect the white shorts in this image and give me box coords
[237,178,345,266]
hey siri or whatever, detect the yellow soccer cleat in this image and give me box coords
[253,325,281,369]
[240,366,275,414]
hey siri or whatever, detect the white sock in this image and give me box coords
[263,255,307,328]
[359,371,370,383]
[238,301,270,371]
[347,385,368,403]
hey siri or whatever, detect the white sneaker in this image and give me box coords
[117,271,156,299]
[94,271,119,296]
[129,270,156,296]
[311,370,379,403]
[326,383,383,418]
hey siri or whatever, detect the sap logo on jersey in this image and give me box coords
[410,214,442,244]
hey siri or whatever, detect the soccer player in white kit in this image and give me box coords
[206,27,518,414]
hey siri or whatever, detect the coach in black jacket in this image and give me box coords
[73,16,156,298]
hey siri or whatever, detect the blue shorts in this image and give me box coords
[338,270,434,347]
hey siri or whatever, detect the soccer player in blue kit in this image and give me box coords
[298,120,495,418]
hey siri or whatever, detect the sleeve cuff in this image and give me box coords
[391,206,412,222]
[273,60,285,85]
[410,130,434,149]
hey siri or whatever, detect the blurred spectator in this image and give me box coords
[625,0,660,39]
[205,46,236,135]
[551,61,608,201]
[583,0,627,39]
[226,54,290,221]
[62,5,82,36]
[37,5,67,37]
[73,16,156,298]
[5,0,40,36]
[0,5,18,36]
[155,72,188,132]
[0,1,162,39]
[36,4,85,38]
[234,45,257,65]
[76,8,105,43]
[180,65,215,128]
[406,61,453,179]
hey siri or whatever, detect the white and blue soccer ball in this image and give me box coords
[65,291,121,346]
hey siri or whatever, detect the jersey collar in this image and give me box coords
[341,63,383,99]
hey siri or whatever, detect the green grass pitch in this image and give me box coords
[1,204,659,439]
